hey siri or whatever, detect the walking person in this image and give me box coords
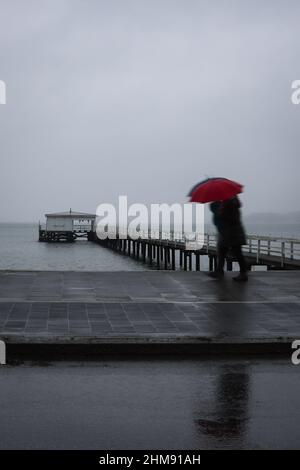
[210,196,248,281]
[188,177,247,280]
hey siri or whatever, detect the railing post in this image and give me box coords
[291,242,294,260]
[249,238,252,253]
[256,239,260,263]
[281,242,285,267]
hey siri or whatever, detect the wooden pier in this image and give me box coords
[91,231,300,271]
[38,210,300,271]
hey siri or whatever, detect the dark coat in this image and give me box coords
[209,201,223,232]
[211,197,246,247]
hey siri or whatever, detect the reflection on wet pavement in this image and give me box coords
[0,358,299,449]
[195,365,250,445]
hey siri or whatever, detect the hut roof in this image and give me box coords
[45,210,96,219]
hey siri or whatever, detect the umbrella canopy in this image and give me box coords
[189,177,243,203]
[187,177,229,197]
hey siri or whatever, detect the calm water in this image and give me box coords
[0,224,147,271]
[0,223,299,271]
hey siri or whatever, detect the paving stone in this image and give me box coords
[87,313,107,321]
[0,271,299,341]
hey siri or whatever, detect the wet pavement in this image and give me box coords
[0,357,299,449]
[0,271,300,345]
[0,270,299,303]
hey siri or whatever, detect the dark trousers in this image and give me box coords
[217,244,247,274]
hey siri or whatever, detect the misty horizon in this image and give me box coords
[0,0,299,222]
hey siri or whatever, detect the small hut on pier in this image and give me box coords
[39,209,96,242]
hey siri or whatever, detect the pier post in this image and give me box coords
[188,253,192,271]
[148,244,153,265]
[281,242,285,267]
[142,243,146,263]
[195,253,200,271]
[171,248,176,270]
[209,255,214,271]
[184,252,188,271]
[164,247,168,270]
[180,250,183,268]
[226,258,233,271]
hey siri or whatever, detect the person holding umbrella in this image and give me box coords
[189,178,248,282]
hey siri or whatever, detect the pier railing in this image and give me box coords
[204,234,300,265]
[121,230,300,262]
[39,221,300,269]
[244,235,300,263]
[107,230,300,269]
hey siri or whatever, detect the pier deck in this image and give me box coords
[0,270,299,355]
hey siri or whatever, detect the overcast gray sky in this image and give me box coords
[0,0,299,222]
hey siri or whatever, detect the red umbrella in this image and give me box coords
[189,177,243,203]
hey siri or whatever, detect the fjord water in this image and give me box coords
[0,223,299,272]
[0,224,147,271]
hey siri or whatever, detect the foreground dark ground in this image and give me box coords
[0,357,299,449]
